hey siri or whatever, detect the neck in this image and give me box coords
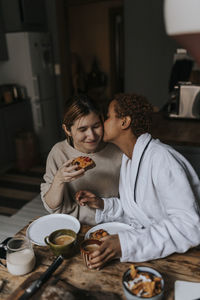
[112,132,137,159]
[93,141,106,152]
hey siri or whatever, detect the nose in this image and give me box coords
[86,128,96,139]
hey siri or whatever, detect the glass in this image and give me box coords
[80,239,102,269]
[6,237,35,276]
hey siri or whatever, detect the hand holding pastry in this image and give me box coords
[54,159,85,184]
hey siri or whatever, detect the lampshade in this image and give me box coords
[164,0,200,35]
[164,0,200,66]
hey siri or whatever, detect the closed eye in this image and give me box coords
[78,127,87,132]
[93,122,101,129]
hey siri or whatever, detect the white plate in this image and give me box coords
[85,222,133,239]
[26,214,80,246]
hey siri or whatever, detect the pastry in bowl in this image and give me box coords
[72,156,95,171]
[89,229,109,240]
[122,265,164,299]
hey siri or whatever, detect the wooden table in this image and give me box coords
[1,221,200,300]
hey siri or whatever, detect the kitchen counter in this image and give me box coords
[151,112,200,147]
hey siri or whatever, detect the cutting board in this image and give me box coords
[175,280,200,300]
[8,272,122,300]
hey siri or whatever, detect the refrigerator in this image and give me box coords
[0,32,59,156]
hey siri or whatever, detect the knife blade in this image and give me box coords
[19,255,64,300]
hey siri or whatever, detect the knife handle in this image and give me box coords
[38,255,64,284]
[18,255,64,300]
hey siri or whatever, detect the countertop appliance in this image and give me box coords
[0,32,59,156]
[167,82,200,119]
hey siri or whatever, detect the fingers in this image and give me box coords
[75,190,94,201]
[62,159,74,167]
[89,247,115,269]
[65,167,84,177]
[62,159,84,175]
[79,198,88,206]
[89,253,115,269]
[64,164,84,174]
[75,190,90,206]
[62,169,84,183]
[75,190,85,201]
[58,161,85,183]
[100,235,110,242]
[78,196,95,207]
[88,235,121,269]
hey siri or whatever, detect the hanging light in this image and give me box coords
[163,0,200,66]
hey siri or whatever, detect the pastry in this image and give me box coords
[71,156,95,171]
[89,229,109,240]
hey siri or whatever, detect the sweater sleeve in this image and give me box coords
[40,149,63,213]
[119,157,200,262]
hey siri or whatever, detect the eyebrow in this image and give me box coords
[77,121,101,130]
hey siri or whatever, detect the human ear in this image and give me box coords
[121,116,131,129]
[62,124,71,136]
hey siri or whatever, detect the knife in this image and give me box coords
[19,255,64,300]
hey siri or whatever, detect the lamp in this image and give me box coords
[164,0,200,66]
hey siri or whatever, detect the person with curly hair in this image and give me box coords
[76,93,200,267]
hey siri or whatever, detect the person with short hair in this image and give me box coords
[41,94,122,225]
[76,93,200,267]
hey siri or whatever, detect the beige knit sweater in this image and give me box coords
[40,140,122,225]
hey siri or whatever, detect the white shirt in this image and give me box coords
[96,133,200,262]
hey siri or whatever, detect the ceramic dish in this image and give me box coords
[26,214,80,246]
[122,266,164,300]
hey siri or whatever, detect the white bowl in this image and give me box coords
[122,266,164,300]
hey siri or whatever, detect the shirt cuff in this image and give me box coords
[95,198,112,223]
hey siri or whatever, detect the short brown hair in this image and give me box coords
[63,94,102,130]
[113,93,153,137]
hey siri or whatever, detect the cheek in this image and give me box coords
[103,122,107,133]
[104,121,110,133]
[103,119,108,126]
[95,127,103,138]
[72,131,85,143]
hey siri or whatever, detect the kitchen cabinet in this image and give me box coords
[0,100,33,170]
[0,2,8,60]
[0,0,46,32]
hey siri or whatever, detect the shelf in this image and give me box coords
[0,99,28,109]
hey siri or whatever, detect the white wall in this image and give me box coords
[124,0,178,108]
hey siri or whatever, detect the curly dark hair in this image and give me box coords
[113,93,153,137]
